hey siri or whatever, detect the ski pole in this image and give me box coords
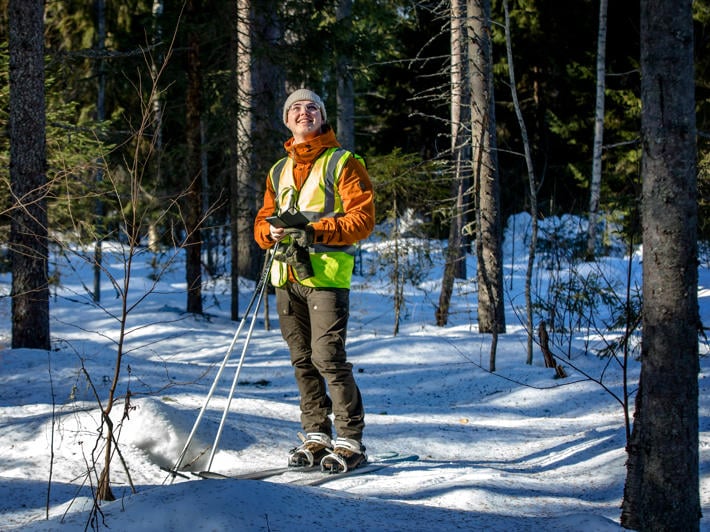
[206,255,270,470]
[167,246,278,480]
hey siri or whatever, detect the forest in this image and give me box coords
[1,1,706,530]
[2,1,709,264]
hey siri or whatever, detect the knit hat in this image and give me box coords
[283,89,327,125]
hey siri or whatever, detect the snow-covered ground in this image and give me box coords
[1,213,708,531]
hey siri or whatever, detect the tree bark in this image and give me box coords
[233,0,282,304]
[469,0,504,338]
[336,0,355,152]
[229,0,246,320]
[436,0,469,327]
[620,0,699,529]
[503,0,537,364]
[234,0,256,297]
[9,0,50,350]
[184,0,203,315]
[586,0,608,259]
[92,0,106,303]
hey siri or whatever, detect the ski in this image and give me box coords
[195,453,418,484]
[195,464,318,481]
[292,462,388,487]
[291,453,419,487]
[161,466,191,480]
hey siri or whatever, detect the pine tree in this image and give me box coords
[8,0,50,350]
[621,0,700,528]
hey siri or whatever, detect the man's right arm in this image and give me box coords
[254,180,279,249]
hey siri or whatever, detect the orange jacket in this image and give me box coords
[254,127,375,250]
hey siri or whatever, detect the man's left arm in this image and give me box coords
[310,158,375,246]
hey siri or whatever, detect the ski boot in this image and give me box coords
[320,437,367,473]
[288,432,333,468]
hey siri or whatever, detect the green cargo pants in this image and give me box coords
[276,282,365,441]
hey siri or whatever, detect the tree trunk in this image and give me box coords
[503,0,537,364]
[586,0,608,259]
[249,1,283,280]
[469,0,504,338]
[184,0,203,315]
[436,0,468,327]
[392,194,402,336]
[229,0,246,320]
[620,0,699,529]
[148,0,165,255]
[9,0,50,350]
[93,0,106,303]
[233,0,281,302]
[336,0,355,152]
[234,0,255,298]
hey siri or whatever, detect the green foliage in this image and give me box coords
[45,103,115,240]
[368,236,434,288]
[536,220,591,268]
[0,48,114,242]
[490,0,647,222]
[366,148,448,236]
[365,147,444,334]
[534,267,622,335]
[3,0,708,246]
[536,212,630,266]
[534,258,643,369]
[699,152,710,241]
[530,212,641,358]
[698,1,710,241]
[356,2,448,158]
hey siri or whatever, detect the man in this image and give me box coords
[253,89,375,473]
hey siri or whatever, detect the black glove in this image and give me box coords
[273,240,314,280]
[290,243,314,279]
[283,225,314,248]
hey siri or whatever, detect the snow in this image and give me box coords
[1,213,708,531]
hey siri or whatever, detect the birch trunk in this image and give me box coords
[586,0,608,259]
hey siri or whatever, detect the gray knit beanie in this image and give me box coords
[283,89,327,125]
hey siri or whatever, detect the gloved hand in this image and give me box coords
[273,239,314,280]
[283,225,314,248]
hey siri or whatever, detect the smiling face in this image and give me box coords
[285,100,324,143]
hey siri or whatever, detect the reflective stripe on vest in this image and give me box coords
[268,147,359,288]
[270,147,355,218]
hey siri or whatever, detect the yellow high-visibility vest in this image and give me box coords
[268,147,361,288]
